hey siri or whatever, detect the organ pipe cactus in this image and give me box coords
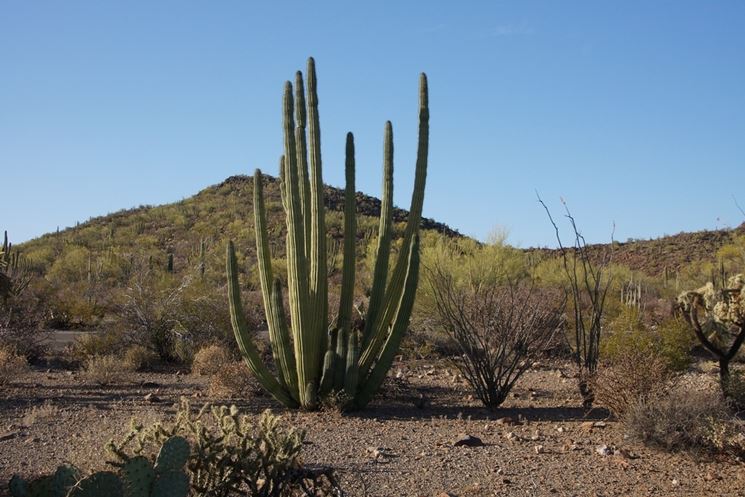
[227,57,428,409]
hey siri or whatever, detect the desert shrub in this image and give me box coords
[624,387,745,458]
[108,398,341,497]
[428,261,565,408]
[0,346,29,385]
[192,343,234,376]
[208,360,262,398]
[83,355,134,385]
[594,348,676,417]
[656,317,697,371]
[602,308,694,372]
[122,344,159,371]
[72,330,125,362]
[723,370,745,409]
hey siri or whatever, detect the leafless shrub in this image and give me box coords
[594,349,677,418]
[538,196,614,408]
[0,346,28,385]
[428,265,565,409]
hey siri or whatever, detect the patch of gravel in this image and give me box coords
[1,361,743,497]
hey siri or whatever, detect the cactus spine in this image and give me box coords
[227,57,428,409]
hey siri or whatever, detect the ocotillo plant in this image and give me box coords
[227,57,428,409]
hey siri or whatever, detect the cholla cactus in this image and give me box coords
[678,274,745,394]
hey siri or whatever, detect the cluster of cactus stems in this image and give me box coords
[9,436,190,497]
[1,231,30,301]
[227,57,428,409]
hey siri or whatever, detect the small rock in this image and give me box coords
[534,445,544,454]
[454,434,484,447]
[671,479,679,486]
[141,381,160,389]
[593,421,607,429]
[144,393,160,403]
[435,493,456,497]
[496,416,519,426]
[580,421,595,432]
[556,426,565,433]
[595,445,613,457]
[0,431,19,442]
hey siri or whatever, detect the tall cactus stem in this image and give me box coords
[337,133,357,343]
[362,121,394,348]
[226,242,297,407]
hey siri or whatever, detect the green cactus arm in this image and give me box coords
[337,132,357,343]
[333,328,347,392]
[355,235,420,408]
[307,57,328,380]
[282,81,315,406]
[318,327,337,396]
[359,74,428,376]
[253,169,298,398]
[362,121,394,349]
[269,278,299,401]
[295,71,312,260]
[344,330,360,397]
[279,155,288,212]
[226,241,298,408]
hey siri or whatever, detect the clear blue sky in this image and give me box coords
[3,1,744,247]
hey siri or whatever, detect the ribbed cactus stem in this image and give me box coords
[283,81,315,407]
[337,133,357,343]
[360,74,428,376]
[356,235,420,408]
[362,121,394,348]
[295,71,312,260]
[226,242,297,408]
[344,330,360,397]
[307,57,328,380]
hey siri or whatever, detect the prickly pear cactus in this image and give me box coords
[150,471,189,497]
[8,465,80,497]
[120,456,155,497]
[9,475,29,497]
[67,472,123,497]
[153,436,189,474]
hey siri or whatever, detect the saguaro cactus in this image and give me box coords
[227,57,428,409]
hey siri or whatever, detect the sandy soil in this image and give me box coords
[1,360,743,497]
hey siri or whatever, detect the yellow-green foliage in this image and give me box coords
[602,307,694,371]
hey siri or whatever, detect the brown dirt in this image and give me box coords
[1,360,743,497]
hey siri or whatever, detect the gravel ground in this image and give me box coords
[1,360,743,497]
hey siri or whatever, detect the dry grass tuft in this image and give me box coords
[83,355,134,385]
[0,346,29,386]
[207,360,261,398]
[192,344,233,376]
[22,400,61,427]
[122,344,159,371]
